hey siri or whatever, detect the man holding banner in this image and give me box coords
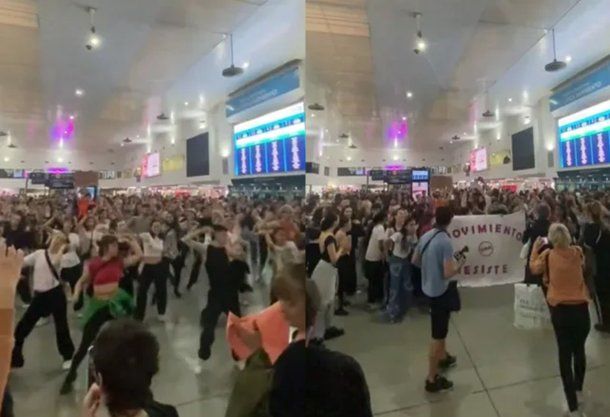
[413,207,467,393]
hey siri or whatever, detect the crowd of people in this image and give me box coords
[0,190,321,417]
[304,185,610,416]
[0,184,609,416]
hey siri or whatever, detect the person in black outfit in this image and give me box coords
[81,319,179,417]
[582,201,610,333]
[522,203,551,285]
[3,212,34,304]
[198,225,243,361]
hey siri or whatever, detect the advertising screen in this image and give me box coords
[234,102,305,176]
[142,152,161,178]
[558,98,610,169]
[469,148,488,172]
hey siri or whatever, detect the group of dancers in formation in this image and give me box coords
[0,191,302,396]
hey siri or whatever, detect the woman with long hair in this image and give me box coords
[581,201,610,333]
[530,224,591,416]
[135,220,167,322]
[60,234,142,394]
[310,212,344,342]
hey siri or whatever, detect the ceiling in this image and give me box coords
[0,0,302,153]
[307,0,610,154]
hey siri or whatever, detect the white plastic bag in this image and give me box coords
[519,239,531,260]
[514,283,551,329]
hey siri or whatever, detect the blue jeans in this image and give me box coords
[387,255,413,320]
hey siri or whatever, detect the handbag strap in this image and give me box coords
[420,229,448,257]
[44,250,62,284]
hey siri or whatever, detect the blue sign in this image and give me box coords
[226,66,300,117]
[550,58,610,111]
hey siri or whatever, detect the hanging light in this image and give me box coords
[412,13,427,54]
[545,28,567,72]
[85,7,102,50]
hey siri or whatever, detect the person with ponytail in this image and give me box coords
[135,220,168,322]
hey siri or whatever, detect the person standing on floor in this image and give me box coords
[334,214,354,316]
[364,212,386,310]
[135,220,167,322]
[60,235,142,394]
[11,234,74,371]
[412,206,466,393]
[581,201,610,333]
[384,213,418,323]
[530,225,591,417]
[310,212,344,343]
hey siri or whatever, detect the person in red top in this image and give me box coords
[60,234,142,394]
[78,193,95,220]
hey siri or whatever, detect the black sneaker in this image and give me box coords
[324,326,345,340]
[439,354,457,370]
[198,345,211,361]
[334,308,349,316]
[425,375,454,393]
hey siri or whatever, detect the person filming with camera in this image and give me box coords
[412,206,467,393]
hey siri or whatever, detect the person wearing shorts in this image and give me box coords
[413,206,466,393]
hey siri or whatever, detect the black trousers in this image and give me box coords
[64,306,113,385]
[199,288,241,357]
[16,276,32,304]
[364,260,384,304]
[550,303,590,412]
[13,285,74,362]
[188,251,203,290]
[135,263,168,320]
[61,263,83,291]
[594,275,610,326]
[1,387,13,417]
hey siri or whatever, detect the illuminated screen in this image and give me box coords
[558,99,610,168]
[142,153,161,178]
[412,169,429,181]
[469,148,488,172]
[234,102,305,176]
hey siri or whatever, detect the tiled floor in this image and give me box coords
[9,284,610,416]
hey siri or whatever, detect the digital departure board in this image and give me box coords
[234,102,305,176]
[558,99,610,169]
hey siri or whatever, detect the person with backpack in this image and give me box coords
[79,319,179,417]
[10,234,74,371]
[581,201,610,333]
[530,224,591,416]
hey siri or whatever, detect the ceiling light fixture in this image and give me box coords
[545,28,567,72]
[75,89,84,97]
[508,97,513,102]
[565,55,572,63]
[3,157,9,162]
[222,33,244,77]
[85,7,102,51]
[412,13,427,54]
[184,101,189,106]
[308,103,325,111]
[406,91,413,99]
[546,143,555,151]
[243,61,250,69]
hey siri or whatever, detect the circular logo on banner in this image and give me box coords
[479,241,494,257]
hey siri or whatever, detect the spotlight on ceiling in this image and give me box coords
[348,144,357,149]
[156,113,170,121]
[412,12,427,54]
[308,103,325,111]
[482,109,495,118]
[339,133,349,139]
[451,135,461,141]
[222,34,244,77]
[85,7,101,51]
[545,28,567,72]
[8,143,17,149]
[406,91,413,99]
[75,89,84,97]
[123,137,132,144]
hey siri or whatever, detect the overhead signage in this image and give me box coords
[550,57,610,111]
[337,167,366,176]
[46,173,75,189]
[386,169,411,184]
[234,102,305,176]
[226,65,300,117]
[558,98,610,168]
[369,170,386,181]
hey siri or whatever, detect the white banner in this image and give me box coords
[448,212,526,287]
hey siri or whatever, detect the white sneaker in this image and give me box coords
[235,360,246,371]
[62,360,72,371]
[194,361,203,375]
[36,317,50,327]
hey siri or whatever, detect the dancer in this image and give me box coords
[310,212,344,342]
[60,235,142,394]
[334,214,353,316]
[135,220,167,322]
[11,235,74,370]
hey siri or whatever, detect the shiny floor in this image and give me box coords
[9,282,610,416]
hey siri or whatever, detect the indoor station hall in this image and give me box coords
[0,1,304,417]
[306,0,610,416]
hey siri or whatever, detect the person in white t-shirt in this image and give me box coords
[364,212,386,309]
[11,234,74,371]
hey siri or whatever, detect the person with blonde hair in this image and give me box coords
[530,223,590,416]
[11,234,74,371]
